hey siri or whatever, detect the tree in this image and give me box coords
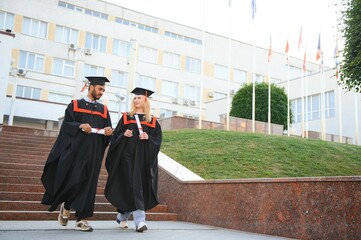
[230,83,292,130]
[339,0,361,92]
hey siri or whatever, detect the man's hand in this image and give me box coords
[79,123,92,133]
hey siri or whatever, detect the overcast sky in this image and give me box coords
[104,0,343,67]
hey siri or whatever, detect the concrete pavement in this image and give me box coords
[0,220,295,240]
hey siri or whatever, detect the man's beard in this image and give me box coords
[91,89,100,100]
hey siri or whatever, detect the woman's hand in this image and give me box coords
[104,127,113,136]
[124,129,133,138]
[139,132,148,140]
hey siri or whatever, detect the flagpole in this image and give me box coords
[226,1,232,131]
[286,39,290,136]
[305,71,308,138]
[268,35,271,135]
[338,84,343,143]
[252,0,256,133]
[321,58,325,140]
[354,92,359,145]
[304,50,308,139]
[298,26,304,138]
[198,0,206,129]
[301,66,304,138]
[268,63,271,135]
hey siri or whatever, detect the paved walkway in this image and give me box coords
[0,220,295,240]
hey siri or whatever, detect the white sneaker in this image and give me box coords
[119,220,128,228]
[57,202,70,226]
[136,222,147,232]
[75,220,93,232]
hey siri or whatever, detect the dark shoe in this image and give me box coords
[58,202,70,226]
[75,220,93,232]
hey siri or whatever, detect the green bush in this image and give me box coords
[230,83,292,129]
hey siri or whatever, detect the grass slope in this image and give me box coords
[161,129,361,179]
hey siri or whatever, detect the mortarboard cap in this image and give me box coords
[85,76,110,86]
[131,87,154,98]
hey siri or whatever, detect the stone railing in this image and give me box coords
[158,167,360,240]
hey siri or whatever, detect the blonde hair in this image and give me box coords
[129,96,151,122]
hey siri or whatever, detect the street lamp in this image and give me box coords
[115,92,126,121]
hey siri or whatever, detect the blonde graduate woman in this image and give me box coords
[105,87,162,232]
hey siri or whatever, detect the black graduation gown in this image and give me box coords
[41,99,111,219]
[105,112,162,212]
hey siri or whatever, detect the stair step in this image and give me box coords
[0,126,177,221]
[0,153,48,160]
[0,183,105,195]
[0,200,169,213]
[0,169,107,181]
[0,210,177,221]
[0,192,108,202]
[0,176,107,187]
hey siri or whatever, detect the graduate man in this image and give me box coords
[41,76,113,232]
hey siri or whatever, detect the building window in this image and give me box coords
[310,94,320,121]
[324,91,335,118]
[255,74,264,83]
[115,18,158,33]
[85,32,106,52]
[186,57,201,74]
[55,25,78,44]
[234,69,247,85]
[164,31,202,45]
[48,92,72,104]
[215,64,228,80]
[111,70,128,88]
[184,84,200,101]
[22,17,47,38]
[58,1,108,20]
[19,50,44,72]
[161,80,178,97]
[163,52,180,69]
[291,91,335,123]
[84,64,104,76]
[0,11,14,30]
[160,109,177,118]
[16,85,41,99]
[113,39,130,57]
[139,46,157,64]
[53,58,75,78]
[137,75,156,92]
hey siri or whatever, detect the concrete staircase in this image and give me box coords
[0,126,177,221]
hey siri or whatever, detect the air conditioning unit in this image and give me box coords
[68,43,76,50]
[190,100,196,106]
[183,99,189,106]
[17,68,26,76]
[84,48,92,55]
[208,91,214,98]
[172,98,178,104]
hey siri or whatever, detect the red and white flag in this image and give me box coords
[298,27,303,50]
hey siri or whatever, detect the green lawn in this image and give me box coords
[161,129,361,179]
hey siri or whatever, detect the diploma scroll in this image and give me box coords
[134,114,143,134]
[83,128,105,134]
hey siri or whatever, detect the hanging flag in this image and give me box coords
[227,0,232,7]
[303,51,307,72]
[268,35,272,63]
[251,0,256,20]
[316,33,322,61]
[334,40,339,66]
[298,26,303,50]
[285,39,289,63]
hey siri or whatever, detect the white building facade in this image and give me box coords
[0,0,360,144]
